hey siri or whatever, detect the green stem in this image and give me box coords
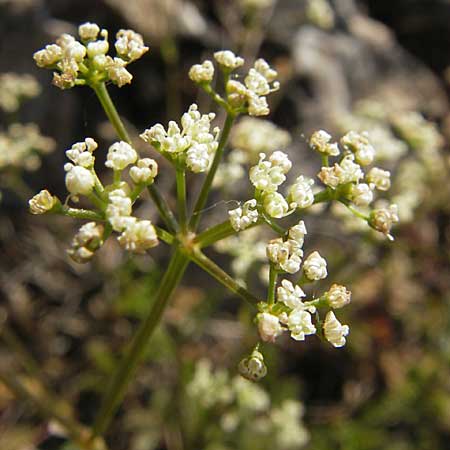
[92,81,178,233]
[155,226,175,245]
[189,113,235,230]
[189,249,259,306]
[92,82,131,143]
[62,207,105,221]
[261,213,286,236]
[176,165,188,232]
[267,265,277,306]
[339,199,370,221]
[147,185,179,233]
[90,246,189,442]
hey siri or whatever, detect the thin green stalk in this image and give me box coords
[189,249,259,306]
[261,213,286,236]
[189,113,235,230]
[92,82,131,143]
[147,185,179,233]
[176,165,188,232]
[267,265,277,306]
[90,246,189,442]
[62,207,105,221]
[155,226,175,245]
[92,82,178,233]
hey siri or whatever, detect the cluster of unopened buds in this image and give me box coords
[29,22,399,384]
[29,137,159,261]
[33,22,148,89]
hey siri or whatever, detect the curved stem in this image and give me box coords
[89,246,189,442]
[189,113,235,231]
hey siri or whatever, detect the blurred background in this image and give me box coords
[1,0,450,449]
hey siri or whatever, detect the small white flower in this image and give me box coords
[115,29,148,62]
[247,92,270,116]
[29,190,58,214]
[349,183,373,207]
[288,221,307,247]
[117,219,158,253]
[257,312,283,342]
[129,158,158,184]
[78,22,100,41]
[229,199,259,231]
[369,204,399,240]
[288,309,316,341]
[106,57,133,87]
[288,175,315,209]
[323,311,349,347]
[214,50,244,70]
[340,131,375,166]
[269,151,292,173]
[105,141,138,170]
[86,40,109,58]
[309,130,340,156]
[263,191,289,218]
[303,251,327,281]
[249,153,286,193]
[186,143,211,173]
[106,188,133,231]
[65,164,95,196]
[188,60,215,83]
[325,284,351,309]
[67,222,104,263]
[277,279,306,309]
[266,238,303,274]
[33,44,63,67]
[366,167,391,191]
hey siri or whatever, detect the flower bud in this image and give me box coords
[29,190,59,214]
[238,349,267,381]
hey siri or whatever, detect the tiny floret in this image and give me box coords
[188,60,215,83]
[214,50,244,70]
[288,175,315,209]
[369,204,399,240]
[29,190,59,214]
[262,191,289,218]
[325,284,351,309]
[105,141,138,170]
[117,219,158,253]
[277,279,306,309]
[288,221,307,247]
[67,222,104,263]
[129,158,158,184]
[323,311,349,347]
[341,131,375,166]
[366,167,391,191]
[303,251,327,281]
[288,309,316,341]
[78,22,100,41]
[115,29,149,62]
[349,183,373,207]
[257,312,283,342]
[309,130,340,156]
[229,199,259,231]
[267,238,303,274]
[65,164,95,196]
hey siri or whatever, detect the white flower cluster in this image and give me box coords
[140,104,219,173]
[106,187,158,253]
[249,151,293,218]
[0,73,41,113]
[266,221,307,273]
[33,22,148,89]
[189,51,280,116]
[229,199,259,231]
[312,130,398,237]
[256,216,351,348]
[67,222,104,263]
